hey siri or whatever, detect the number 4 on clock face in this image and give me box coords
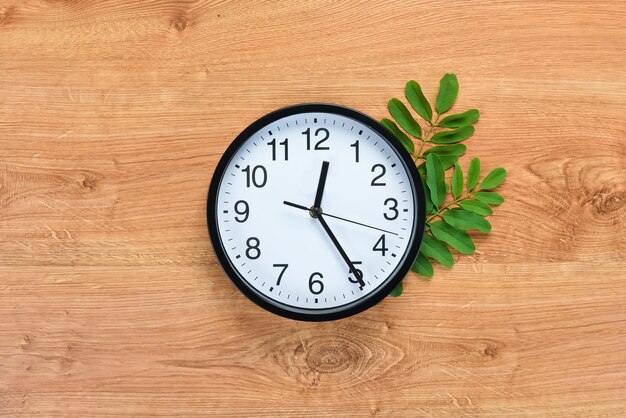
[207,104,426,321]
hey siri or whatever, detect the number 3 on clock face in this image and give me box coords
[207,103,426,321]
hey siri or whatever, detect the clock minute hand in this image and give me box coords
[316,213,365,289]
[282,201,398,236]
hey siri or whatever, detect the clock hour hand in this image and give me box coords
[283,201,398,236]
[313,161,330,209]
[316,213,365,289]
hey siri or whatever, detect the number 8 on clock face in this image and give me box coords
[207,104,426,321]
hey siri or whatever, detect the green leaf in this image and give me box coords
[459,199,493,216]
[380,118,415,154]
[435,73,459,114]
[390,281,403,297]
[438,154,458,169]
[474,191,504,205]
[417,162,426,176]
[420,233,454,268]
[421,174,434,214]
[405,80,432,122]
[479,168,507,190]
[467,157,481,191]
[442,208,492,233]
[388,98,422,138]
[438,109,480,128]
[430,126,474,144]
[412,252,433,278]
[425,154,446,207]
[430,220,475,254]
[422,144,467,157]
[452,163,463,198]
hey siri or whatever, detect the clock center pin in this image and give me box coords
[309,206,323,218]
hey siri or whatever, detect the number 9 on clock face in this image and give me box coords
[207,103,426,321]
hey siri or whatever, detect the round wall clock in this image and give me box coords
[207,103,426,321]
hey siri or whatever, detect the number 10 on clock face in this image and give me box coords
[207,104,425,321]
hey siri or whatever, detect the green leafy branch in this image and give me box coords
[384,74,507,297]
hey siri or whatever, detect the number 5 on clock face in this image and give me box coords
[207,104,426,321]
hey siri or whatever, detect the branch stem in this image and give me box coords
[414,115,440,161]
[427,193,467,223]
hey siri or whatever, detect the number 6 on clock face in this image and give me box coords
[207,103,426,321]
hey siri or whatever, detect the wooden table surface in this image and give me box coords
[1,1,625,416]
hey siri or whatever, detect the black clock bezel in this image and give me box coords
[207,103,426,321]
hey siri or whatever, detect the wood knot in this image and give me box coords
[172,13,189,32]
[481,343,499,359]
[20,334,33,351]
[0,6,14,25]
[270,328,404,387]
[306,340,359,374]
[589,187,624,215]
[80,175,97,190]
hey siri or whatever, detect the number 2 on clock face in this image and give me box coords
[208,104,425,321]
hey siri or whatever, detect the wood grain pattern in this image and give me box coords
[1,1,625,416]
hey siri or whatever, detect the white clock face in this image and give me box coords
[210,105,424,320]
